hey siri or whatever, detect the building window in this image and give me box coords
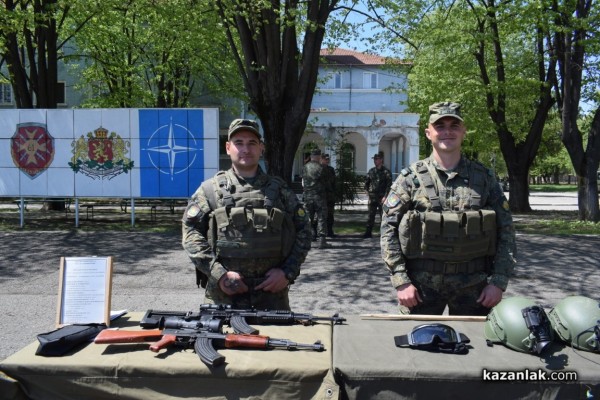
[363,72,377,89]
[339,143,355,171]
[0,83,13,104]
[56,81,66,105]
[325,71,342,89]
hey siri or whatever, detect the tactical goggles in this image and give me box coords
[394,323,470,354]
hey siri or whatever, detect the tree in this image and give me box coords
[69,0,242,108]
[215,0,342,181]
[550,0,600,221]
[0,0,95,108]
[336,0,557,211]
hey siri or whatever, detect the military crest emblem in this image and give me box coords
[69,127,134,180]
[11,123,55,179]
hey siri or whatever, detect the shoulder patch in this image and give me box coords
[186,203,201,219]
[502,200,510,211]
[384,192,401,208]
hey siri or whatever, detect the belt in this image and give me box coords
[409,258,488,274]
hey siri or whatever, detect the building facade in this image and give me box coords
[294,48,419,180]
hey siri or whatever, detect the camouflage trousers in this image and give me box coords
[326,199,335,233]
[305,197,327,237]
[366,195,383,230]
[399,271,490,316]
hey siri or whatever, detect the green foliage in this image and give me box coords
[68,0,244,108]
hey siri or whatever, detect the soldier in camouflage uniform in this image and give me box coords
[380,102,516,315]
[182,119,311,310]
[302,149,330,249]
[363,152,392,238]
[321,154,337,237]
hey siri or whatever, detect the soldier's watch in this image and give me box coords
[282,268,296,284]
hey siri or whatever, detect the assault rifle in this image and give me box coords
[95,317,324,367]
[140,304,346,335]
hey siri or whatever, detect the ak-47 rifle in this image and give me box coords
[95,317,324,367]
[140,304,346,335]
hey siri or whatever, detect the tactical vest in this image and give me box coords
[203,171,296,260]
[399,160,497,261]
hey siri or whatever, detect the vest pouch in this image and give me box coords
[269,208,284,233]
[442,212,459,239]
[229,207,248,229]
[253,208,269,232]
[481,210,497,255]
[213,207,230,230]
[463,211,481,235]
[399,210,423,258]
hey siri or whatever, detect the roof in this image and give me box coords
[319,48,389,66]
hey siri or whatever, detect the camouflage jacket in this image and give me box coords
[321,165,336,202]
[365,166,392,199]
[380,155,516,291]
[302,161,326,197]
[182,167,311,286]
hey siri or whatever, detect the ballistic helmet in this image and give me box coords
[548,295,600,353]
[484,297,553,354]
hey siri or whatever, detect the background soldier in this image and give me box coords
[321,153,337,237]
[363,152,392,238]
[380,102,516,315]
[181,119,311,310]
[302,149,330,249]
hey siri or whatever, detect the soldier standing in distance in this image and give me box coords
[302,149,330,249]
[321,153,337,237]
[363,152,392,238]
[380,102,516,315]
[181,119,311,310]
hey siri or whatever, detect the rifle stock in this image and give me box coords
[94,329,164,344]
[94,328,324,367]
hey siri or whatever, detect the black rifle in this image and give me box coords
[95,317,324,367]
[140,304,346,335]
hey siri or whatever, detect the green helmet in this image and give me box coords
[484,297,553,354]
[548,295,600,352]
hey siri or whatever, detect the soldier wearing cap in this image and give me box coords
[363,151,392,238]
[302,148,330,248]
[380,102,516,315]
[320,153,337,237]
[182,118,311,310]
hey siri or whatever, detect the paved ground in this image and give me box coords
[1,201,599,362]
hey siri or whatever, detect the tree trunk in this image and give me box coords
[577,169,600,222]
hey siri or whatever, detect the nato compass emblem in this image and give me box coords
[11,122,55,179]
[69,127,134,180]
[143,118,200,180]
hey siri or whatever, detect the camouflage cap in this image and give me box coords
[228,118,261,140]
[428,102,464,124]
[322,153,330,159]
[373,152,383,159]
[311,149,322,156]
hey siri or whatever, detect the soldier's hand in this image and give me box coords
[218,271,248,295]
[396,283,422,308]
[255,269,289,293]
[477,284,503,308]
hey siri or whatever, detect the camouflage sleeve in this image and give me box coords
[384,168,393,196]
[380,175,413,288]
[181,185,227,283]
[279,184,311,282]
[485,175,516,291]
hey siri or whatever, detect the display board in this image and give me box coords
[0,108,219,198]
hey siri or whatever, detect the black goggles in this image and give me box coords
[394,323,470,354]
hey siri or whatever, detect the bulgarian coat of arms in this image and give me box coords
[11,123,55,179]
[69,127,134,180]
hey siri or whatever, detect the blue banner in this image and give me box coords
[139,109,205,198]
